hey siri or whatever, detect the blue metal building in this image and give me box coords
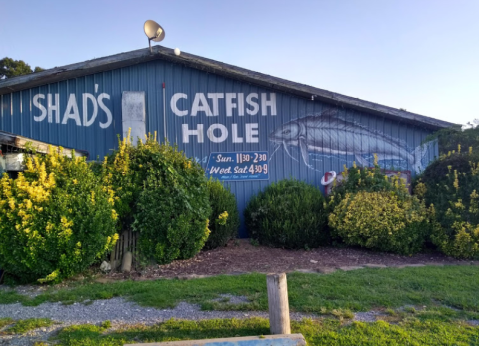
[0,46,454,236]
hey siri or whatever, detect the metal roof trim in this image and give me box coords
[0,46,456,130]
[0,130,88,158]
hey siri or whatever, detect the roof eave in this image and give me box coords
[0,46,457,130]
[0,130,88,158]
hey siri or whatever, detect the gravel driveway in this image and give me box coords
[0,297,315,346]
[0,297,315,324]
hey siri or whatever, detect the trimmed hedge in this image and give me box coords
[244,179,328,249]
[102,133,211,264]
[329,191,431,255]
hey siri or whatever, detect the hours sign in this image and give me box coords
[206,152,269,181]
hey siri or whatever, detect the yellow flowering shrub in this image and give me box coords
[0,147,118,283]
[101,132,211,264]
[327,161,411,245]
[418,146,479,258]
[329,191,430,255]
[203,179,240,250]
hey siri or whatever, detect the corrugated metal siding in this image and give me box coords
[0,59,438,237]
[0,76,121,159]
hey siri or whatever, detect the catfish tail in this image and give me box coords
[413,139,438,174]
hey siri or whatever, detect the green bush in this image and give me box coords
[0,148,118,283]
[204,179,240,250]
[244,179,328,249]
[328,160,409,210]
[329,191,431,255]
[103,132,211,264]
[415,147,479,258]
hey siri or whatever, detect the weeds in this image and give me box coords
[2,318,54,335]
[249,238,259,247]
[0,317,14,329]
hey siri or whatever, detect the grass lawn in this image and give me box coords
[51,317,479,346]
[1,265,478,316]
[1,266,479,345]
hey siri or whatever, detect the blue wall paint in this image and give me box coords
[0,59,438,237]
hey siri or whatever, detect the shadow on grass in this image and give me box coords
[53,318,479,346]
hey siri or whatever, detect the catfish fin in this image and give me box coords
[354,154,369,167]
[320,108,338,118]
[299,137,313,169]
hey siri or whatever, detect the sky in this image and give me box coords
[1,0,478,126]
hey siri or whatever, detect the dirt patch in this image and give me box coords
[106,239,477,281]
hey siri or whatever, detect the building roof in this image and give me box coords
[0,130,88,158]
[0,45,455,130]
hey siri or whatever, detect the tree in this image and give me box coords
[427,122,479,156]
[462,119,479,130]
[0,57,44,79]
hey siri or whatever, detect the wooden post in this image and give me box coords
[109,245,117,270]
[267,273,291,335]
[121,251,132,272]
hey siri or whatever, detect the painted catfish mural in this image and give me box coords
[269,110,436,173]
